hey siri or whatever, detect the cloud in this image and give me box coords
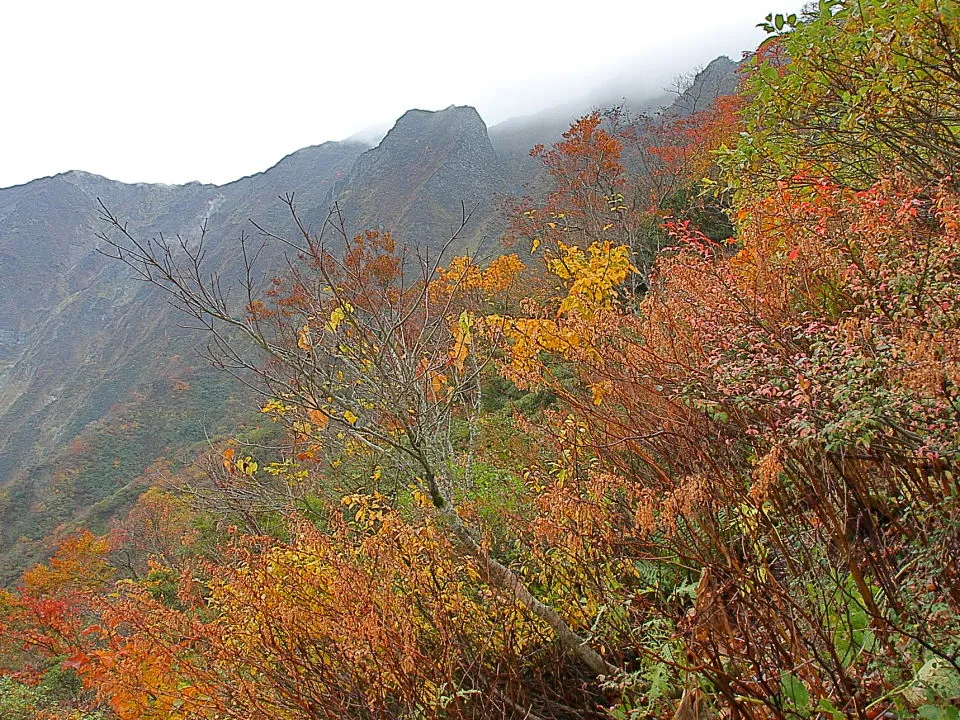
[0,0,803,188]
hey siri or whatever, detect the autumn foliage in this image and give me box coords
[3,2,960,719]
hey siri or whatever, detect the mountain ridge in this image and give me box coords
[0,58,740,579]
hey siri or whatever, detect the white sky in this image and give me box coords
[0,0,801,189]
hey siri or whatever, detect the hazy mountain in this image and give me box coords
[669,56,740,115]
[0,58,739,579]
[488,55,740,189]
[488,94,669,188]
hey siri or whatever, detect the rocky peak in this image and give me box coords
[331,105,507,252]
[388,105,489,142]
[670,55,740,116]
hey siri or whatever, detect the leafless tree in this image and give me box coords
[96,196,615,676]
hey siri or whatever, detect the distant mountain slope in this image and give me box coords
[0,143,365,579]
[0,105,516,577]
[0,58,740,580]
[668,56,740,115]
[488,55,740,189]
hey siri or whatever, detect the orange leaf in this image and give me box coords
[308,408,329,430]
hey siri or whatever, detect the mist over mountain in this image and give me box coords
[0,59,738,578]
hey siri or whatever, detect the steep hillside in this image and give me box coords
[0,106,517,578]
[0,143,365,578]
[0,62,738,579]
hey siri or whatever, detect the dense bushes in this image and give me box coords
[2,2,959,718]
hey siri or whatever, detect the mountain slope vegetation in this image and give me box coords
[0,64,709,576]
[3,3,958,718]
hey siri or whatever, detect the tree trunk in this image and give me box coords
[431,483,615,676]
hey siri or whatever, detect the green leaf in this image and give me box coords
[816,699,844,720]
[761,64,780,84]
[781,672,810,709]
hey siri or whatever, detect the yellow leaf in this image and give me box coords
[235,456,258,476]
[431,372,448,394]
[590,381,610,406]
[297,323,312,351]
[326,306,347,332]
[343,410,358,425]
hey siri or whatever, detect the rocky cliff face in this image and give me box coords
[333,105,511,255]
[669,56,740,116]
